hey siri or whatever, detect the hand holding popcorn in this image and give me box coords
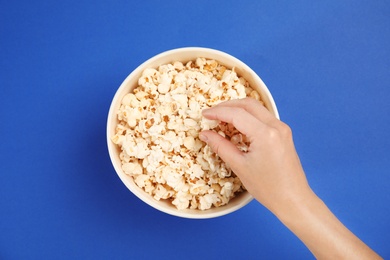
[199,98,381,260]
[199,97,310,213]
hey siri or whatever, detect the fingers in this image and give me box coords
[207,98,279,128]
[202,105,266,141]
[199,98,278,173]
[199,130,245,169]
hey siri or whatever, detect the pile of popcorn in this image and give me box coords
[111,58,263,210]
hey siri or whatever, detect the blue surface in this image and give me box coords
[1,0,389,259]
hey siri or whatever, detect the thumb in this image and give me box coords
[199,130,244,167]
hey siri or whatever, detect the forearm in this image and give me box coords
[274,191,382,260]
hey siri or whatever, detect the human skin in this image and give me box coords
[199,98,382,260]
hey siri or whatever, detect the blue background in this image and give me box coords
[1,0,389,259]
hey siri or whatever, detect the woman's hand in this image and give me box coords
[199,97,311,214]
[200,98,382,260]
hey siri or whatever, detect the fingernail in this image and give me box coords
[202,108,211,115]
[199,133,208,142]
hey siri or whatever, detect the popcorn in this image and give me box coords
[112,58,264,210]
[122,161,143,175]
[153,184,169,200]
[199,193,220,210]
[172,191,192,210]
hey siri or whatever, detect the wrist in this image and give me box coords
[271,188,320,225]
